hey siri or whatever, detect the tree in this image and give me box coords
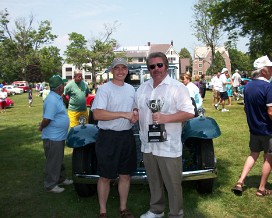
[179,48,192,59]
[192,0,223,66]
[206,51,225,75]
[64,32,89,69]
[210,0,272,59]
[0,9,60,83]
[64,22,119,83]
[39,46,63,81]
[228,48,251,73]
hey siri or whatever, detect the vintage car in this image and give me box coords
[0,97,14,108]
[236,78,252,102]
[66,64,221,197]
[11,81,29,93]
[3,85,24,95]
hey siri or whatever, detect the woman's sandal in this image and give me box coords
[231,182,243,195]
[256,189,272,197]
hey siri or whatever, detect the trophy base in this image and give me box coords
[148,124,167,142]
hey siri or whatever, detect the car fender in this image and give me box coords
[182,116,221,142]
[66,124,99,148]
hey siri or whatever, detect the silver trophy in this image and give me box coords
[146,98,167,142]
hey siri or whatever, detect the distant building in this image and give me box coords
[180,58,191,75]
[114,41,180,79]
[62,41,181,82]
[193,46,231,77]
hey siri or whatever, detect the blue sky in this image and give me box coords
[0,0,249,56]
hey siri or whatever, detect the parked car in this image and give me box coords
[206,81,213,90]
[11,81,29,92]
[0,97,14,108]
[86,93,95,107]
[64,93,95,108]
[236,78,252,102]
[66,64,221,197]
[3,85,24,95]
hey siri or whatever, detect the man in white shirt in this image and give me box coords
[214,68,231,112]
[136,52,195,218]
[231,69,242,100]
[211,72,221,106]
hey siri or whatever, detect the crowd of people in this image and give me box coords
[35,53,272,217]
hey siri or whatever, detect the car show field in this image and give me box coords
[1,91,272,218]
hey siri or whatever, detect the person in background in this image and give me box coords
[28,86,33,107]
[194,75,200,89]
[38,75,73,194]
[36,83,40,96]
[64,70,89,127]
[225,73,233,106]
[214,68,231,112]
[182,74,203,110]
[211,72,221,106]
[199,74,207,99]
[232,69,242,100]
[231,55,272,197]
[0,88,7,113]
[42,86,50,102]
[91,58,138,218]
[136,52,195,218]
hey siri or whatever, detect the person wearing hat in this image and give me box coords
[64,70,89,128]
[231,55,272,197]
[38,75,73,193]
[91,58,138,218]
[214,68,231,112]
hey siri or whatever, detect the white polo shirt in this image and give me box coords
[136,75,195,158]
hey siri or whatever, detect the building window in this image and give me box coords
[198,71,203,75]
[138,57,144,62]
[66,67,72,72]
[199,64,203,68]
[168,57,176,63]
[198,58,203,61]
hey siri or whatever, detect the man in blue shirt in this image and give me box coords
[232,55,272,197]
[38,75,72,193]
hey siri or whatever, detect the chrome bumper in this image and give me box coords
[73,168,217,184]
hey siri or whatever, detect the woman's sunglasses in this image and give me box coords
[149,63,164,70]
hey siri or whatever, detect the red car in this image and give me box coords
[0,97,14,108]
[65,93,95,107]
[86,94,95,107]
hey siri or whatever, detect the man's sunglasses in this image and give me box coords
[149,63,164,70]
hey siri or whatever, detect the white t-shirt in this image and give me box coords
[211,76,221,91]
[0,91,7,101]
[219,74,227,92]
[232,72,241,87]
[91,81,136,131]
[136,75,195,158]
[186,82,202,109]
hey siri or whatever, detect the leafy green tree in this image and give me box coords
[179,48,192,59]
[211,0,272,59]
[64,22,118,83]
[39,46,63,81]
[64,32,89,69]
[206,51,225,75]
[228,48,251,73]
[0,9,60,83]
[192,0,222,66]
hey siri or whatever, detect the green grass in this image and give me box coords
[0,91,272,218]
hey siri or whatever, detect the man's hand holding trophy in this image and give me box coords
[146,97,167,142]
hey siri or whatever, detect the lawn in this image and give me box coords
[0,91,271,218]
